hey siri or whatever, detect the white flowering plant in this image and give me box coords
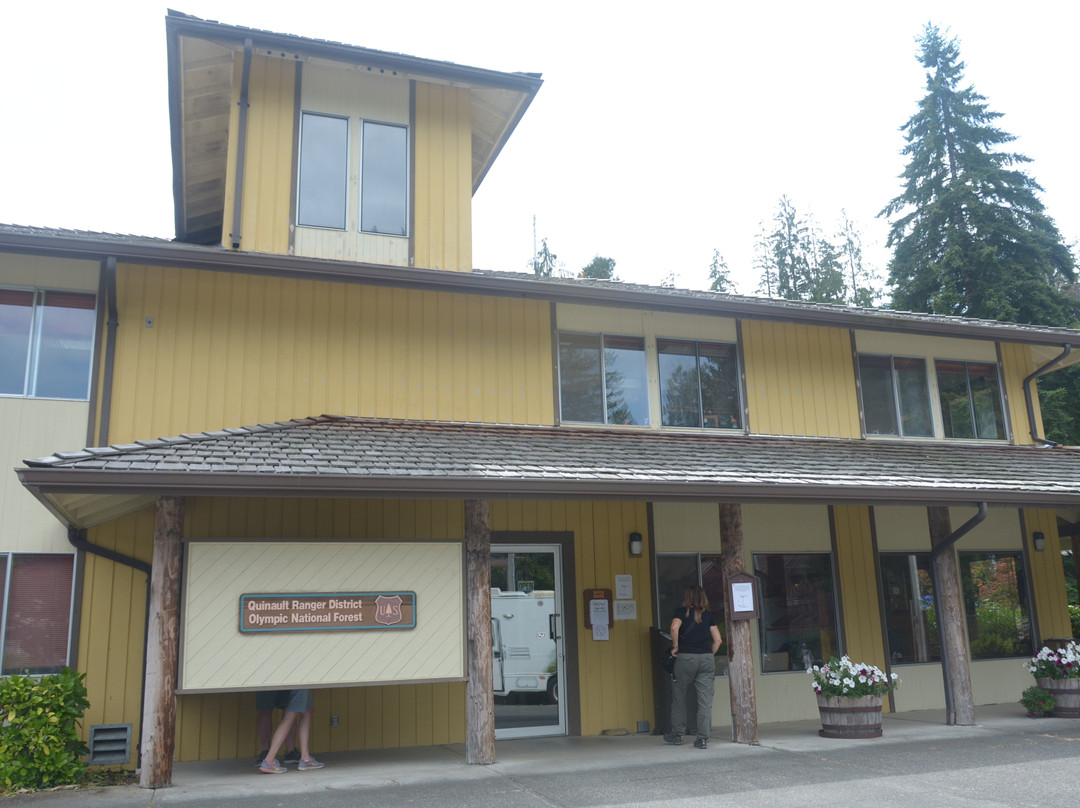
[809,655,899,698]
[1024,641,1080,680]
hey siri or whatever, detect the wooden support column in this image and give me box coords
[927,506,975,726]
[719,502,758,744]
[1072,536,1080,601]
[465,499,495,765]
[139,496,185,789]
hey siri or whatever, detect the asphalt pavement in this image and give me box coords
[6,704,1080,807]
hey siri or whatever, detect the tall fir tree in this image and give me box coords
[580,255,618,280]
[881,25,1077,326]
[708,249,735,293]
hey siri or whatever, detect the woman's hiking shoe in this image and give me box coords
[694,737,708,749]
[662,732,684,745]
[298,757,325,771]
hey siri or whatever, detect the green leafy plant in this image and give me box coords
[1024,641,1080,680]
[1020,685,1056,717]
[0,669,90,792]
[809,656,900,698]
[1069,605,1080,640]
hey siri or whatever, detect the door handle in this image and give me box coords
[549,613,560,642]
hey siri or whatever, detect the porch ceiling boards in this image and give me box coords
[17,415,1080,529]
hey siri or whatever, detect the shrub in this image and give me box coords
[0,669,90,792]
[1069,605,1080,640]
[1020,685,1055,717]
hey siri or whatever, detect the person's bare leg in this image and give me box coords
[297,706,314,760]
[256,709,273,752]
[264,710,299,765]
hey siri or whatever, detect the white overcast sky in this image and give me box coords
[2,1,1077,296]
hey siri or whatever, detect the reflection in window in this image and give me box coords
[1,553,75,675]
[297,112,349,229]
[935,360,1005,440]
[0,289,95,399]
[857,355,932,437]
[880,553,939,663]
[754,553,837,672]
[658,339,741,429]
[960,552,1032,659]
[558,333,648,425]
[655,553,727,675]
[361,121,408,236]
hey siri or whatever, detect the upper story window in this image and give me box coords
[658,339,741,429]
[858,355,933,437]
[296,113,409,236]
[558,333,648,425]
[936,360,1005,440]
[0,289,95,400]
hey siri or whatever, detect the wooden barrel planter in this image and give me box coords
[1037,678,1080,718]
[816,694,883,738]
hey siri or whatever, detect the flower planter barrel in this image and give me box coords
[1037,678,1080,718]
[816,694,883,738]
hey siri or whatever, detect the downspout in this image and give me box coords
[928,502,987,725]
[229,38,254,249]
[68,527,151,765]
[98,257,118,446]
[1023,344,1071,447]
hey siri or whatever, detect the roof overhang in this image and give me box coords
[17,417,1080,529]
[165,10,542,244]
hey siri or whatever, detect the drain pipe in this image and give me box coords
[928,502,987,725]
[1023,344,1071,447]
[68,527,151,766]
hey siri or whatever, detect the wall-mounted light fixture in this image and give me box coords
[1033,531,1046,551]
[629,532,643,557]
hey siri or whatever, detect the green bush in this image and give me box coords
[0,669,90,792]
[1020,684,1056,717]
[1069,604,1080,640]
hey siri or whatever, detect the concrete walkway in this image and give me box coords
[8,704,1080,806]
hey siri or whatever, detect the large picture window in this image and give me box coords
[657,339,741,429]
[857,354,932,437]
[0,289,95,400]
[936,360,1006,440]
[880,551,1032,663]
[360,121,408,236]
[655,553,726,675]
[558,333,648,425]
[297,112,349,230]
[1,553,75,675]
[754,553,838,672]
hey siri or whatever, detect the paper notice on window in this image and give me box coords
[731,581,755,613]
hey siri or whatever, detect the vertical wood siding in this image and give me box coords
[832,506,888,694]
[741,320,859,438]
[999,342,1039,445]
[222,53,296,254]
[413,82,473,271]
[107,266,554,441]
[1023,507,1072,641]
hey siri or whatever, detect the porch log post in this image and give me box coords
[719,502,758,744]
[1073,536,1080,611]
[927,506,975,726]
[465,499,495,764]
[139,495,185,789]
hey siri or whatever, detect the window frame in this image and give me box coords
[557,331,649,426]
[752,552,840,674]
[934,358,1008,441]
[0,287,96,401]
[656,338,742,430]
[359,120,410,237]
[296,111,351,231]
[0,553,76,676]
[856,353,933,438]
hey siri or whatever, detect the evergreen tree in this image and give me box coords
[753,222,777,298]
[532,238,561,277]
[580,255,618,280]
[755,197,845,303]
[881,25,1077,325]
[837,210,880,308]
[708,249,735,293]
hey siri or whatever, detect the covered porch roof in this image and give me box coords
[17,416,1080,529]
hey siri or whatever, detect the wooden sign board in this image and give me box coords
[240,592,416,633]
[727,572,760,620]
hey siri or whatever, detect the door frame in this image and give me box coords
[492,531,579,737]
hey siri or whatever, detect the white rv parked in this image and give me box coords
[490,588,558,704]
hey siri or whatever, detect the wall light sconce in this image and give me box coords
[1033,532,1046,552]
[629,532,643,557]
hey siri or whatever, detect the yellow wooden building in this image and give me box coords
[3,10,1080,784]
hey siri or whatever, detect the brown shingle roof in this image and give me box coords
[18,416,1080,514]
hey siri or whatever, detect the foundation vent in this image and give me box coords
[87,724,131,766]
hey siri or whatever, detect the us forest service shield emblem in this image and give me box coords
[375,594,404,625]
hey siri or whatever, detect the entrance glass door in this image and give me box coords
[490,545,566,738]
